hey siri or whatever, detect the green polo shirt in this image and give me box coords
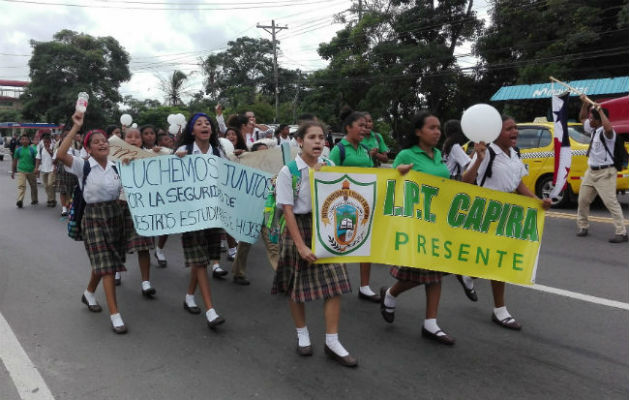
[14,145,36,173]
[361,131,388,153]
[393,145,450,179]
[329,138,374,167]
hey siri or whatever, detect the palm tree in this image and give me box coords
[161,70,188,106]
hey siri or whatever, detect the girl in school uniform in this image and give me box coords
[57,112,128,334]
[379,112,454,345]
[328,107,380,304]
[174,112,226,329]
[272,120,357,367]
[115,127,158,297]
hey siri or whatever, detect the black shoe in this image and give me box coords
[227,254,235,262]
[115,276,121,286]
[233,276,251,286]
[61,210,68,217]
[492,313,522,330]
[16,201,23,208]
[212,268,228,279]
[324,344,358,367]
[609,234,628,243]
[576,228,588,237]
[358,290,381,303]
[456,275,478,302]
[379,287,395,323]
[296,341,313,357]
[207,315,226,329]
[81,294,102,313]
[142,287,156,297]
[183,301,201,314]
[154,251,167,268]
[112,324,128,334]
[31,200,38,205]
[421,327,455,345]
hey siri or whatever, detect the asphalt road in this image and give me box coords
[0,159,627,400]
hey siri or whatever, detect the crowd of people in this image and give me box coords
[8,97,624,368]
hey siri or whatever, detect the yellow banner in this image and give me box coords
[310,167,546,285]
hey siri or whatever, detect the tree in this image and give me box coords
[160,70,190,106]
[21,30,130,129]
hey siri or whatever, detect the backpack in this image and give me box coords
[479,146,521,187]
[336,141,370,166]
[67,160,119,241]
[600,132,628,172]
[263,158,333,244]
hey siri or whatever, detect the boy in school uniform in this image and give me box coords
[35,133,57,207]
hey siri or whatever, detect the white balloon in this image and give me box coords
[167,114,177,125]
[460,104,502,143]
[131,123,138,128]
[168,124,179,134]
[119,114,132,126]
[219,137,234,155]
[175,113,186,126]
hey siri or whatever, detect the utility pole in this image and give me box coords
[358,0,363,20]
[292,69,301,124]
[257,20,288,123]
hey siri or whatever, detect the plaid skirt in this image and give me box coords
[82,201,127,276]
[390,266,443,285]
[181,228,222,268]
[121,201,154,253]
[272,213,351,303]
[55,165,78,194]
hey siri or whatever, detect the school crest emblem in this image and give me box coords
[314,173,376,257]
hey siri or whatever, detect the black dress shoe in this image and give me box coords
[233,276,251,286]
[112,324,128,334]
[324,344,358,367]
[609,234,628,243]
[16,201,23,208]
[492,314,522,330]
[227,255,235,262]
[576,228,588,237]
[379,287,395,323]
[207,315,226,329]
[183,301,201,314]
[142,287,156,297]
[212,268,228,279]
[154,252,167,268]
[296,341,313,356]
[115,277,121,286]
[421,327,455,345]
[358,291,381,303]
[31,200,38,205]
[81,294,102,313]
[456,275,478,302]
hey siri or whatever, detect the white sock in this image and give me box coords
[228,247,237,257]
[296,326,311,347]
[185,294,197,308]
[423,318,445,336]
[155,247,166,257]
[141,281,152,291]
[325,333,349,357]
[212,263,225,272]
[384,288,396,311]
[206,308,219,322]
[62,206,68,213]
[83,290,97,305]
[115,272,121,280]
[359,285,376,296]
[110,313,124,328]
[461,276,474,290]
[493,306,512,321]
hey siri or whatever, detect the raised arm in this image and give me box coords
[461,142,487,184]
[56,112,84,168]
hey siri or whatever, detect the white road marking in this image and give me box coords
[518,283,629,310]
[0,312,55,400]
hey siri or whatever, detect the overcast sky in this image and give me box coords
[1,0,487,103]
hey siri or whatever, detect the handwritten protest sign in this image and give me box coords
[118,154,272,244]
[311,167,546,285]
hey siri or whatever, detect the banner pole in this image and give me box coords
[549,76,597,105]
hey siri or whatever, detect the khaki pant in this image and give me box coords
[232,226,279,277]
[41,171,56,203]
[16,172,37,203]
[577,166,626,235]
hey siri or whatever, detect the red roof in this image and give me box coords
[0,80,29,87]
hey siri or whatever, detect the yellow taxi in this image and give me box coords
[516,118,629,207]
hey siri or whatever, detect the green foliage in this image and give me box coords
[21,30,131,129]
[0,109,22,122]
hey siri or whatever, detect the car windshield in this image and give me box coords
[568,126,590,144]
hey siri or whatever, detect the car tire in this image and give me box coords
[536,175,570,208]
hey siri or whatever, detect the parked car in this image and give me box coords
[516,119,629,207]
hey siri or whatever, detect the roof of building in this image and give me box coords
[491,76,629,101]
